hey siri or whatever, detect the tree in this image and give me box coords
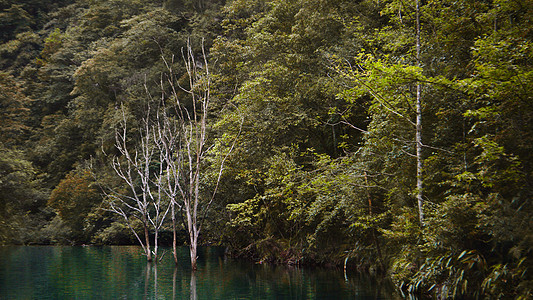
[0,4,32,43]
[102,39,236,267]
[346,1,533,297]
[104,103,171,262]
[159,39,239,269]
[211,0,369,262]
[0,72,30,146]
[48,169,100,242]
[0,144,47,245]
[414,0,423,224]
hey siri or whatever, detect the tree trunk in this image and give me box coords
[144,222,152,262]
[415,0,424,225]
[416,96,423,225]
[153,229,159,263]
[186,201,199,270]
[172,203,178,265]
[159,39,236,271]
[190,239,198,270]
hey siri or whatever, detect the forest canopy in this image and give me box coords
[0,0,531,298]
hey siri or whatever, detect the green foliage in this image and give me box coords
[91,221,137,245]
[0,72,30,145]
[333,1,533,298]
[404,250,488,299]
[0,4,32,43]
[226,151,308,262]
[35,28,65,66]
[0,144,48,245]
[0,0,531,297]
[48,169,101,242]
[0,31,40,75]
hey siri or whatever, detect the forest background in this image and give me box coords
[0,0,531,298]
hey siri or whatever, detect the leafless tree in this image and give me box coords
[415,0,424,225]
[104,102,170,263]
[103,38,237,268]
[152,98,183,265]
[159,38,240,270]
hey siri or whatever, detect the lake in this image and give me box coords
[0,246,399,299]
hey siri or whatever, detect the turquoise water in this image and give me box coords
[0,246,398,299]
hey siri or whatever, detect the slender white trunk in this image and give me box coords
[415,0,424,225]
[190,239,198,270]
[187,203,199,270]
[144,220,152,262]
[172,203,178,265]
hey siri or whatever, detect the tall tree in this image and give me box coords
[0,72,29,145]
[160,39,238,270]
[48,169,100,242]
[415,0,423,224]
[104,103,171,262]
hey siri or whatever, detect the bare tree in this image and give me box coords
[152,98,183,265]
[103,38,237,268]
[103,102,170,263]
[159,39,239,270]
[415,0,424,225]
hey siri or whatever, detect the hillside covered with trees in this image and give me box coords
[1,0,531,298]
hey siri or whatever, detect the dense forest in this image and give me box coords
[1,0,531,298]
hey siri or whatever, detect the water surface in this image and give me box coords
[0,246,398,299]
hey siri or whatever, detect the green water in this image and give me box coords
[0,246,398,299]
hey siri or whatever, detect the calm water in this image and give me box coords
[0,246,398,299]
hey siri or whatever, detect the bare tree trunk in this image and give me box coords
[144,220,152,262]
[415,0,424,225]
[157,38,240,270]
[186,202,199,270]
[190,238,198,270]
[153,228,159,263]
[172,203,178,265]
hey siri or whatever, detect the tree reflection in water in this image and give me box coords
[190,271,197,300]
[0,246,398,299]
